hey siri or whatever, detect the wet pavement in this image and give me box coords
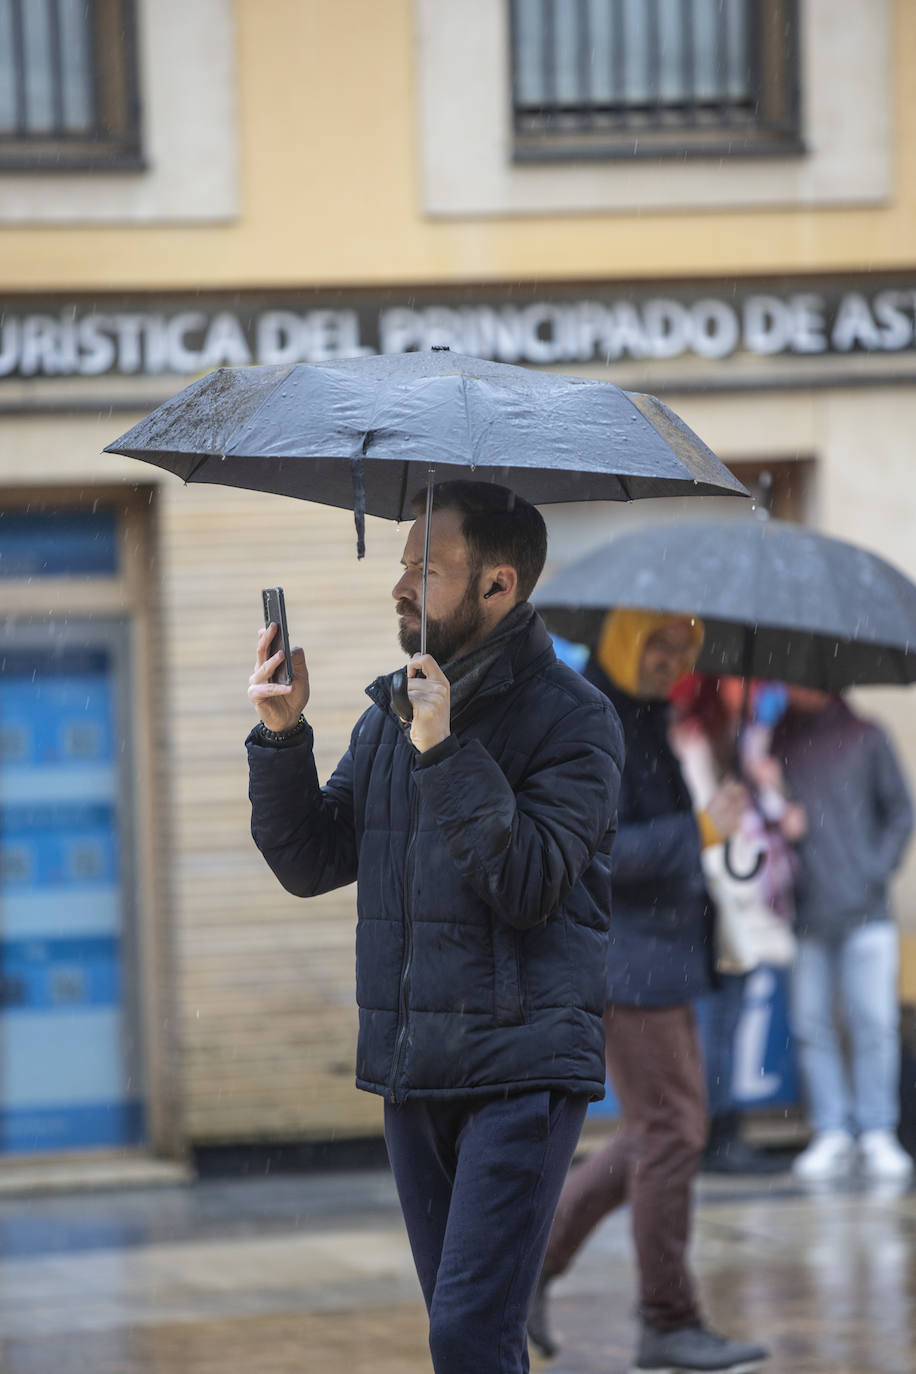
[0,1155,913,1373]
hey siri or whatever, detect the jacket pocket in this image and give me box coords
[492,924,525,1026]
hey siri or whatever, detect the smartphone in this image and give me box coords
[261,586,293,686]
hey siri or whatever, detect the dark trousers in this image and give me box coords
[542,1004,708,1331]
[384,1090,588,1374]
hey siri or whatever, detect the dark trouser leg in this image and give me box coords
[605,1002,708,1331]
[383,1098,457,1313]
[385,1091,588,1374]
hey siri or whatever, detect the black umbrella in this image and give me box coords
[533,513,916,877]
[105,350,746,654]
[534,514,916,691]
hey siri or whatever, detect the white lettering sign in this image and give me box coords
[1,288,915,379]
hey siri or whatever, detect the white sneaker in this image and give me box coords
[792,1130,856,1181]
[858,1130,914,1181]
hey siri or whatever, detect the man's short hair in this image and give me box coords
[411,480,548,602]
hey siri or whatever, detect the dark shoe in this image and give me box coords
[527,1274,559,1359]
[701,1138,788,1175]
[633,1321,769,1372]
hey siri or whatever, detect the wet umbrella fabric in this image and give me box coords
[104,351,748,537]
[532,515,916,692]
[105,351,747,714]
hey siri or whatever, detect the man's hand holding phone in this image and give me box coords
[249,602,309,734]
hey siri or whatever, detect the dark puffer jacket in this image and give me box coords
[247,614,623,1104]
[584,662,715,1008]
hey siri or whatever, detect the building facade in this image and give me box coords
[1,0,914,1160]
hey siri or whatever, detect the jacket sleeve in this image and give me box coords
[868,726,914,883]
[247,718,358,898]
[602,746,703,884]
[411,699,623,930]
[609,813,704,885]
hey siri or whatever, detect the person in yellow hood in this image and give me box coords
[529,609,769,1374]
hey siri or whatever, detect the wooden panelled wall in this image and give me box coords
[159,483,407,1143]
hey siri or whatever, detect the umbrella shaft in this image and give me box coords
[421,471,434,656]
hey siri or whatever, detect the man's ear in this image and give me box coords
[481,567,518,602]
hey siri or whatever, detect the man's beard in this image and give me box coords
[397,579,485,665]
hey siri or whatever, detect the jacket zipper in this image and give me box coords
[389,777,419,1103]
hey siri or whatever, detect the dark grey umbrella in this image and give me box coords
[534,515,916,692]
[104,351,747,523]
[104,349,747,680]
[535,513,916,877]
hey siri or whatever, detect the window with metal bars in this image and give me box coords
[0,0,142,171]
[510,0,802,160]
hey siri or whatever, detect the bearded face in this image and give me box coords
[396,570,485,665]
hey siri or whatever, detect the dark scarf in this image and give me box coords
[444,601,536,725]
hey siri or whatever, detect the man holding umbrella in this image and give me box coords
[105,343,748,1369]
[246,481,624,1374]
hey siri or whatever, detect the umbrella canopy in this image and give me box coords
[533,515,916,692]
[104,351,748,522]
[105,350,746,718]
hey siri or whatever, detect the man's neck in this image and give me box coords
[453,604,519,661]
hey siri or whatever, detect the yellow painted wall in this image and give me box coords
[902,937,916,1004]
[2,0,916,292]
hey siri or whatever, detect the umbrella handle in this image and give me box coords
[391,669,413,722]
[390,666,428,723]
[723,839,766,882]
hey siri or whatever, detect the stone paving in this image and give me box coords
[0,1159,913,1372]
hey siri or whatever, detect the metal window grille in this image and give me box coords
[510,0,802,160]
[0,0,142,170]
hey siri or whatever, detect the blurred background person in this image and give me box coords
[773,686,914,1182]
[529,611,769,1374]
[671,675,803,1175]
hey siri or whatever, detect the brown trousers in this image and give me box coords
[542,1002,708,1331]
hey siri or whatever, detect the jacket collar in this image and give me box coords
[366,607,555,725]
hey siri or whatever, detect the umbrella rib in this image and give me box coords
[458,374,478,473]
[184,455,209,483]
[224,363,298,456]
